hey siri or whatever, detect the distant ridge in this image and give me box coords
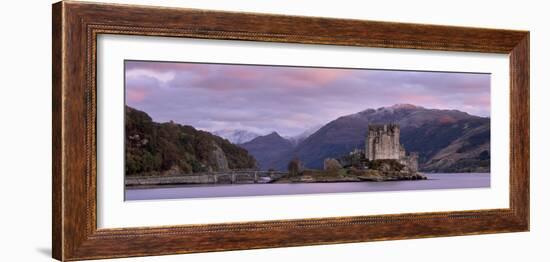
[213,129,261,144]
[240,132,293,170]
[286,124,323,146]
[242,104,490,172]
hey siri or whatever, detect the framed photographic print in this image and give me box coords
[52,1,529,261]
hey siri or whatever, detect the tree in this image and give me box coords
[288,158,302,177]
[323,158,342,171]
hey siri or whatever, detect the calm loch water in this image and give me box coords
[125,173,490,201]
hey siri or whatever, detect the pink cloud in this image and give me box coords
[464,95,491,107]
[397,94,443,105]
[223,67,263,80]
[124,60,491,136]
[127,89,147,103]
[279,68,351,88]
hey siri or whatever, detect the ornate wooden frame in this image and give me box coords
[52,1,530,261]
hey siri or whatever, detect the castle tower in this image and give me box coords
[365,124,401,161]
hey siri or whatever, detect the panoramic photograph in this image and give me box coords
[124,60,491,200]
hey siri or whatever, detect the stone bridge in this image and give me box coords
[125,170,288,187]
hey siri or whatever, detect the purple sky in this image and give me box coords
[125,61,490,137]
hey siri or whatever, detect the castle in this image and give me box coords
[364,124,418,172]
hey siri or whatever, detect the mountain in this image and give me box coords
[420,121,490,172]
[286,124,323,146]
[126,104,490,174]
[125,106,256,176]
[264,104,490,172]
[213,129,261,144]
[240,132,293,170]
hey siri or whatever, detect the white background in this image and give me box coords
[98,35,509,228]
[0,0,547,261]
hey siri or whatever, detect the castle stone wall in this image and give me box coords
[365,124,401,160]
[399,153,419,172]
[365,124,418,172]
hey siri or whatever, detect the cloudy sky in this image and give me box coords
[125,60,490,137]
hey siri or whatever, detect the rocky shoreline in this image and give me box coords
[275,170,426,183]
[126,158,428,187]
[356,170,427,182]
[126,169,427,187]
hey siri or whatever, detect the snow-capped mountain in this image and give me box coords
[213,129,261,144]
[241,104,489,172]
[285,124,323,146]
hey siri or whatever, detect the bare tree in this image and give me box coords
[288,158,302,177]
